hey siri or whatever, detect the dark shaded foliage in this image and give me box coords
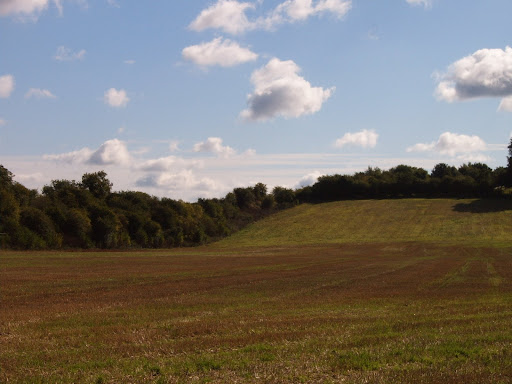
[299,162,508,203]
[0,167,279,249]
[81,171,112,199]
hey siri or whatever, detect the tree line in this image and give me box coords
[296,162,510,203]
[0,167,294,249]
[295,139,512,203]
[1,142,512,249]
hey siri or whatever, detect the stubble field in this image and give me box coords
[1,199,512,383]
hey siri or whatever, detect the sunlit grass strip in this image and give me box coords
[216,199,512,247]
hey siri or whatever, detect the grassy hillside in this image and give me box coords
[216,199,512,247]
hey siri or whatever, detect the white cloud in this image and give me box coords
[295,171,322,188]
[193,137,236,158]
[25,88,56,99]
[0,0,64,18]
[0,75,15,98]
[136,170,219,193]
[44,139,131,166]
[335,129,378,149]
[406,0,432,8]
[273,0,351,23]
[138,156,201,172]
[435,46,512,110]
[189,0,351,35]
[0,0,48,16]
[189,0,255,35]
[124,59,135,65]
[88,139,131,165]
[104,88,130,108]
[182,37,258,68]
[407,132,487,157]
[44,147,94,163]
[54,46,86,61]
[241,58,334,121]
[315,0,352,16]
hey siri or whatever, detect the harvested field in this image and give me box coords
[2,242,512,383]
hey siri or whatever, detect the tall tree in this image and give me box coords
[81,171,112,199]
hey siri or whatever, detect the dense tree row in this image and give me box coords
[0,167,286,249]
[294,138,512,204]
[1,149,512,249]
[295,163,510,203]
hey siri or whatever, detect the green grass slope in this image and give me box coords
[216,199,512,247]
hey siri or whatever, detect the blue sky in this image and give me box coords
[1,0,512,200]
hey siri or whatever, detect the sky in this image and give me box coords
[1,0,512,201]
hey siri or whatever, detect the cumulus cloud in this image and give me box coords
[0,0,48,16]
[406,0,432,8]
[182,37,258,68]
[189,0,351,35]
[44,139,131,166]
[104,88,130,108]
[88,139,131,165]
[241,58,334,121]
[407,132,487,157]
[296,171,322,188]
[193,137,236,158]
[189,0,255,35]
[335,129,378,149]
[272,0,351,23]
[25,88,56,99]
[0,0,63,18]
[54,46,86,61]
[435,46,512,110]
[0,75,15,98]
